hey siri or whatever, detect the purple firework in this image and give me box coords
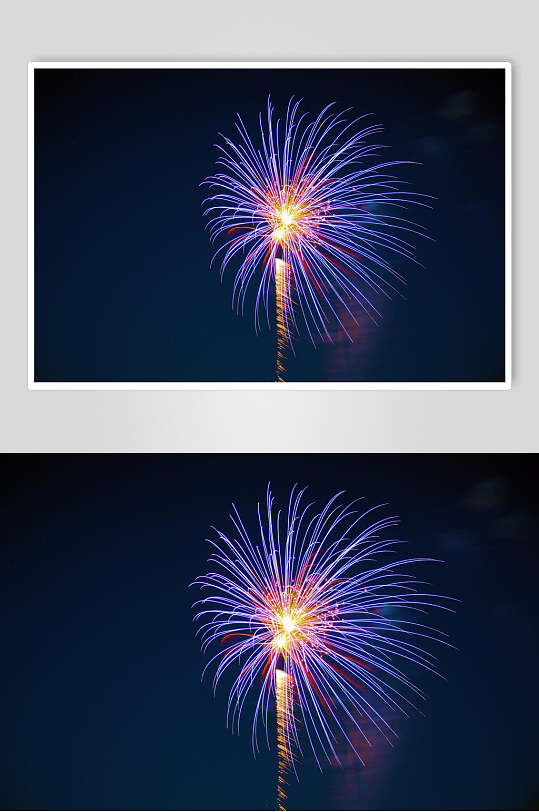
[202,98,430,346]
[191,485,455,771]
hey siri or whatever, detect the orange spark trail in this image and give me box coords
[275,258,289,383]
[276,668,293,811]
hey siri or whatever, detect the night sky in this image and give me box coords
[34,68,506,382]
[2,454,537,809]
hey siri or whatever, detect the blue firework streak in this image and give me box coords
[192,485,456,768]
[202,98,430,345]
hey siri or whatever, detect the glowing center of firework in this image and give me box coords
[272,609,305,651]
[271,205,302,244]
[280,209,294,227]
[281,613,297,633]
[274,632,289,649]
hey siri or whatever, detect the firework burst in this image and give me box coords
[202,98,430,378]
[192,484,455,800]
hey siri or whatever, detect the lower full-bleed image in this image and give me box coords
[2,455,537,810]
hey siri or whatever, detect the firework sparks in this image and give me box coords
[192,484,455,807]
[202,98,430,379]
[276,668,293,809]
[274,258,291,382]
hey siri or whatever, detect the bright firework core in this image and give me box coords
[270,602,323,655]
[270,202,305,245]
[273,610,301,650]
[281,613,297,633]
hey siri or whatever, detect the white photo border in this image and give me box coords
[28,61,512,390]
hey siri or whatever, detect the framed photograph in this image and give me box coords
[3,453,537,809]
[28,62,511,389]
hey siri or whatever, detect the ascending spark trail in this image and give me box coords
[276,669,292,809]
[275,259,290,382]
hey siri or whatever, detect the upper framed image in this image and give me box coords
[28,62,511,389]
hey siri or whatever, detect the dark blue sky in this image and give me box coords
[34,68,505,382]
[2,455,537,809]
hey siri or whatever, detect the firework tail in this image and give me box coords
[276,668,293,810]
[275,258,288,383]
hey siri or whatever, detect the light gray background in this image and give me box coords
[1,0,537,452]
